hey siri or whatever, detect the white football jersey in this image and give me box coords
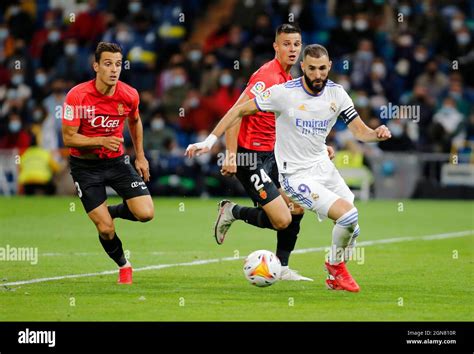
[254,77,358,174]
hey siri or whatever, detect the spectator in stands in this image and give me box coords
[144,111,177,153]
[430,97,465,152]
[415,59,449,101]
[18,136,61,195]
[0,111,31,153]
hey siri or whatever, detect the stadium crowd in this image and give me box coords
[0,0,473,196]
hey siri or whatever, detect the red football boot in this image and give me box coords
[325,261,360,292]
[118,266,133,284]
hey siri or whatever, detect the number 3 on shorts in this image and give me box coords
[74,181,83,198]
[250,169,272,191]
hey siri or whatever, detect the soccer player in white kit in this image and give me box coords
[186,44,391,292]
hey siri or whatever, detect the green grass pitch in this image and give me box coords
[0,197,473,321]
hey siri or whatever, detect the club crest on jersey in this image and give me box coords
[118,103,124,115]
[250,81,265,96]
[311,193,319,201]
[330,102,337,113]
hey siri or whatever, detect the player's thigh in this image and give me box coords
[278,188,305,215]
[316,158,355,204]
[126,195,154,222]
[87,202,115,237]
[106,156,151,202]
[70,160,107,213]
[280,173,340,219]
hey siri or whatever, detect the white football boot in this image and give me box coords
[280,266,314,281]
[214,200,236,245]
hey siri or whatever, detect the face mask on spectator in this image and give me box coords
[414,51,428,63]
[219,74,233,87]
[357,50,372,60]
[449,91,462,100]
[65,43,78,56]
[395,59,410,76]
[188,97,199,108]
[339,79,351,91]
[35,73,47,87]
[8,120,21,133]
[11,74,24,86]
[457,33,470,46]
[372,63,386,78]
[188,50,202,63]
[451,19,464,31]
[398,35,413,47]
[128,2,142,14]
[0,28,9,40]
[398,5,412,17]
[48,30,60,43]
[172,75,185,87]
[9,6,20,16]
[388,122,403,137]
[150,118,164,131]
[356,95,369,108]
[341,19,352,31]
[33,110,44,122]
[116,31,131,43]
[354,19,368,32]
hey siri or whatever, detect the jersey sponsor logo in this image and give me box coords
[295,118,331,135]
[250,81,266,96]
[64,105,74,121]
[90,115,120,128]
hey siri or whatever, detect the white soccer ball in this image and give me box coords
[243,250,281,287]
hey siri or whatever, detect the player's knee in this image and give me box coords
[336,206,358,228]
[272,214,292,231]
[97,222,115,238]
[134,207,154,222]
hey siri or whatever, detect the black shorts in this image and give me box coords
[235,147,281,206]
[69,155,150,213]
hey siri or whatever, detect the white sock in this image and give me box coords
[329,208,358,264]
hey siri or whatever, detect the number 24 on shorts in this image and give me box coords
[250,169,272,190]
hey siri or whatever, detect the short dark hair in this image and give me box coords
[275,23,302,39]
[94,42,122,62]
[303,44,329,59]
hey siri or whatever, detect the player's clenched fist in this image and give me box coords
[375,125,391,141]
[102,136,124,151]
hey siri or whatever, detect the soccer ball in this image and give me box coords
[243,250,281,287]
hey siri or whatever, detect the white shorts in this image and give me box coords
[280,156,354,219]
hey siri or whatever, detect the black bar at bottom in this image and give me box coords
[0,322,472,353]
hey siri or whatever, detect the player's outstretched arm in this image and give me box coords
[185,99,259,158]
[62,125,123,151]
[347,116,392,142]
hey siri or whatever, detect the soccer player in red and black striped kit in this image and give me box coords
[214,24,334,280]
[62,42,154,284]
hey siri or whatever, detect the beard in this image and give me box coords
[303,72,328,93]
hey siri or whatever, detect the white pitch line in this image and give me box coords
[2,230,473,287]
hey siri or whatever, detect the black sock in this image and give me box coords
[231,205,275,229]
[108,202,138,221]
[276,213,303,266]
[98,233,127,267]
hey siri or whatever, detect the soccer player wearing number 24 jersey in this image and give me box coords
[62,42,154,284]
[186,44,392,292]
